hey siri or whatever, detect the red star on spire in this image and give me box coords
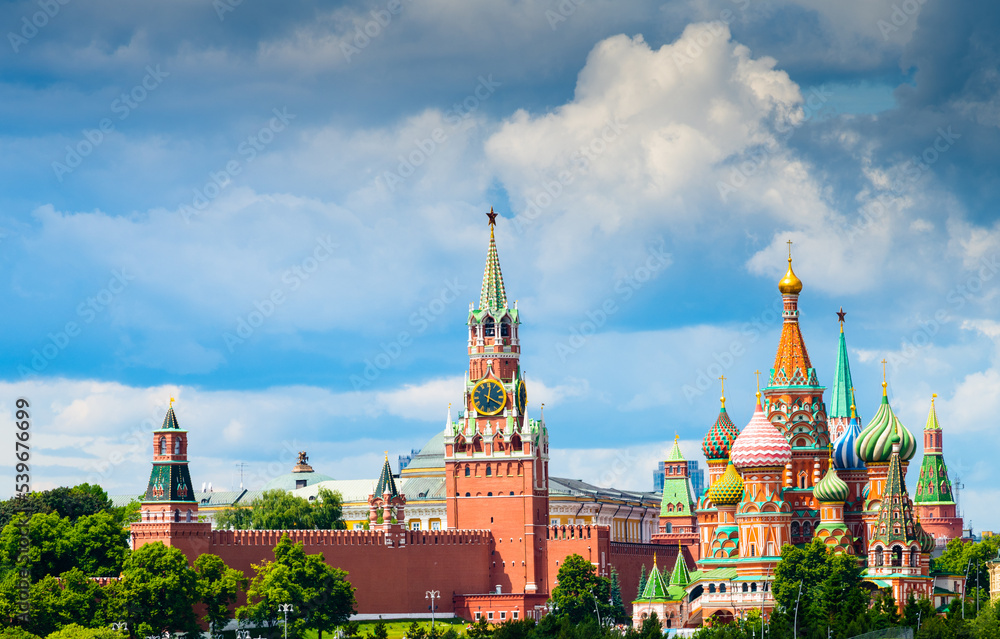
[837,307,847,323]
[486,207,498,227]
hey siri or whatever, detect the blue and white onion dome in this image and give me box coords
[833,405,865,471]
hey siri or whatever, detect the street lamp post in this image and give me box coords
[278,604,295,639]
[426,590,440,632]
[793,582,803,639]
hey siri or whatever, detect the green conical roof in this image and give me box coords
[637,557,669,601]
[479,213,508,311]
[925,399,941,430]
[830,321,854,419]
[668,551,690,587]
[374,455,399,498]
[870,440,922,550]
[666,435,685,461]
[159,405,181,430]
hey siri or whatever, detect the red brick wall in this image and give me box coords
[609,541,687,610]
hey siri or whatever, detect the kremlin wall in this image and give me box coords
[128,214,967,627]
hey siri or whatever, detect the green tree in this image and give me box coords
[194,553,246,634]
[491,619,534,639]
[42,625,124,639]
[404,621,428,639]
[465,618,492,639]
[549,554,614,625]
[116,542,200,637]
[237,535,356,639]
[217,489,344,530]
[0,628,40,639]
[773,539,871,639]
[312,487,347,530]
[0,484,112,530]
[637,564,647,598]
[68,512,129,577]
[608,567,627,625]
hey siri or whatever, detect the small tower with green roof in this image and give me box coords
[829,308,858,440]
[653,435,699,557]
[368,453,406,532]
[913,395,963,544]
[132,400,211,559]
[631,553,689,630]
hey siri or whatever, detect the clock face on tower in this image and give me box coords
[472,379,507,416]
[515,379,527,414]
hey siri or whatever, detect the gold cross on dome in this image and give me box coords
[787,239,793,259]
[881,359,888,382]
[754,370,761,393]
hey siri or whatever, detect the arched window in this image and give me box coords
[486,465,492,477]
[802,521,812,539]
[751,582,758,592]
[465,466,471,477]
[484,318,495,337]
[875,546,884,566]
[892,546,903,567]
[500,320,510,337]
[708,584,716,593]
[909,547,918,567]
[158,436,166,455]
[719,584,726,594]
[791,521,801,538]
[488,492,493,496]
[465,492,471,497]
[174,438,181,454]
[742,583,748,593]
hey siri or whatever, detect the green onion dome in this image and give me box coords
[813,456,849,503]
[708,460,744,506]
[856,384,915,463]
[703,400,739,461]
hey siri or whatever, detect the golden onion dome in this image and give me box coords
[778,256,803,295]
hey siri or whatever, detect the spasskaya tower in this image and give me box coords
[444,208,549,595]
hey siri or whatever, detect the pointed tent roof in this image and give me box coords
[479,209,508,311]
[666,435,685,461]
[159,404,181,430]
[637,555,669,600]
[769,252,818,388]
[925,397,942,430]
[374,454,399,498]
[870,437,924,552]
[668,550,690,587]
[830,317,855,419]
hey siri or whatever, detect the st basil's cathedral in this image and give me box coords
[634,247,967,627]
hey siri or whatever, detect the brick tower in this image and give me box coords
[443,209,549,595]
[653,435,699,557]
[761,244,831,546]
[913,395,963,546]
[132,401,211,559]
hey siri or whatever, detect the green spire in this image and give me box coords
[668,549,690,587]
[666,434,684,461]
[374,454,399,498]
[925,395,941,430]
[637,556,669,600]
[869,440,921,551]
[479,208,508,311]
[159,398,181,430]
[830,310,854,419]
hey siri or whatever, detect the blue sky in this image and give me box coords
[3,0,1000,529]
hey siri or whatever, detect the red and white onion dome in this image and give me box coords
[730,394,792,469]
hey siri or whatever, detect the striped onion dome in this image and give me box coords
[708,460,744,506]
[834,413,865,470]
[814,456,849,503]
[856,385,915,463]
[916,523,935,553]
[702,402,739,461]
[730,396,792,469]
